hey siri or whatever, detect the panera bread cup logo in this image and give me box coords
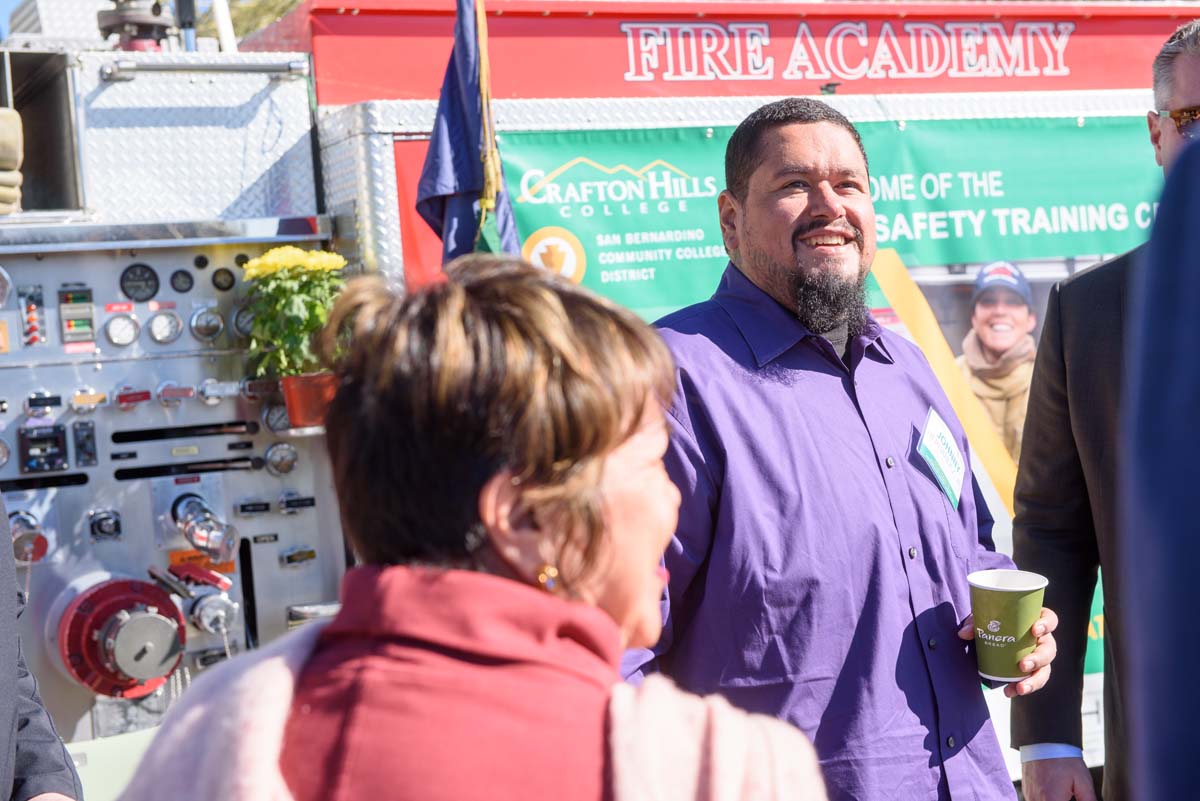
[976,619,1017,646]
[522,226,587,283]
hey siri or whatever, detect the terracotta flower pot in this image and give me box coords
[280,372,338,428]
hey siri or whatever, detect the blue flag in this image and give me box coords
[416,0,520,261]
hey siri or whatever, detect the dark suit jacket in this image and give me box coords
[1121,139,1200,801]
[0,497,81,801]
[1010,247,1140,801]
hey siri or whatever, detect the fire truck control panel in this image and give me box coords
[0,244,345,741]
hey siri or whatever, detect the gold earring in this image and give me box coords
[536,564,560,592]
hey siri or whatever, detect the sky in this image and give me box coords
[0,1,214,39]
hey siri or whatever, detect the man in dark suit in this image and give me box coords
[1122,129,1200,801]
[1010,19,1200,801]
[0,495,81,801]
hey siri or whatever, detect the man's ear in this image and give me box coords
[717,190,741,263]
[1024,312,1038,335]
[478,470,545,581]
[1149,110,1166,168]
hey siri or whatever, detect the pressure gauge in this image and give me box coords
[189,308,225,343]
[232,305,255,339]
[104,314,140,347]
[0,439,9,469]
[264,442,299,476]
[212,268,236,292]
[170,270,194,293]
[119,263,159,302]
[262,404,290,433]
[147,311,183,344]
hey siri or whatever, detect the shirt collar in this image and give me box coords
[713,263,893,368]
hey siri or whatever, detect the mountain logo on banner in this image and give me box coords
[522,226,587,283]
[516,156,719,222]
[518,158,693,203]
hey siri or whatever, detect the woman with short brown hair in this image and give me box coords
[119,255,825,801]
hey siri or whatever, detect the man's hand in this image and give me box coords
[1021,756,1097,801]
[958,606,1059,697]
[28,794,77,801]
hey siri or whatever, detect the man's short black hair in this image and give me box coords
[725,98,869,200]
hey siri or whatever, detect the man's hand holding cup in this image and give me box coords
[958,569,1059,698]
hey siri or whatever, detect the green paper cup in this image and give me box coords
[967,569,1048,682]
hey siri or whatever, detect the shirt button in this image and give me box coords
[946,736,956,749]
[928,638,937,650]
[908,547,917,559]
[885,456,896,468]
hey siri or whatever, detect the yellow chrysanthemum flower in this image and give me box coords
[241,246,346,280]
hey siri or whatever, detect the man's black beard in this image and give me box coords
[787,268,869,336]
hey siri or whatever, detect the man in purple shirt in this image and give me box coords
[625,99,1059,801]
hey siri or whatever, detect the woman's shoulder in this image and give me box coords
[608,675,827,801]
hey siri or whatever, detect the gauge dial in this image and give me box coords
[147,311,183,344]
[0,439,9,469]
[212,268,235,292]
[104,314,140,347]
[170,270,194,293]
[262,404,291,433]
[189,308,225,342]
[119,263,159,302]
[265,442,299,476]
[232,305,255,339]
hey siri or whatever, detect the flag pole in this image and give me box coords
[475,0,502,248]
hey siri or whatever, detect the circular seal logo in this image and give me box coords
[522,226,586,284]
[987,620,1001,633]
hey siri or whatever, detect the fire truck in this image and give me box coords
[3,1,1196,798]
[1,1,347,796]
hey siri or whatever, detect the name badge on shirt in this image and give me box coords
[917,407,966,510]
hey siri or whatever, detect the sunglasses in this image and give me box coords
[1157,106,1200,140]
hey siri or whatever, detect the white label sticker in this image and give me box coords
[917,407,966,510]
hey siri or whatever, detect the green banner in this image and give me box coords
[1085,579,1105,675]
[500,118,1161,320]
[865,117,1161,267]
[501,127,729,322]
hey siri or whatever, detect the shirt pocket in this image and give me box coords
[907,427,968,561]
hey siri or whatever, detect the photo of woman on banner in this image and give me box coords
[956,261,1038,463]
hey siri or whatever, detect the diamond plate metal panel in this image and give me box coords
[356,124,403,280]
[1,34,113,51]
[8,0,108,39]
[325,91,1153,136]
[318,108,359,214]
[318,102,404,282]
[73,51,318,222]
[869,89,1155,122]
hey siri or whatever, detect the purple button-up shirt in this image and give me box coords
[626,266,1016,801]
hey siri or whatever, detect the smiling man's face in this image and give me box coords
[718,122,876,329]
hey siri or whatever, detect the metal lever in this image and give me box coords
[157,381,196,408]
[101,59,309,82]
[198,379,241,405]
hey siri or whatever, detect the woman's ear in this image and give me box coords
[478,471,546,582]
